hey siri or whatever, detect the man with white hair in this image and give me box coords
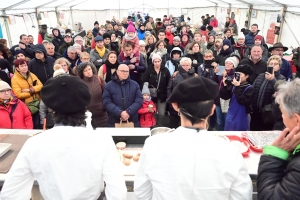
[64,46,79,69]
[74,35,87,52]
[45,42,62,60]
[58,33,74,55]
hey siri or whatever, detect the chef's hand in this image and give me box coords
[120,111,129,121]
[232,78,241,86]
[265,72,275,81]
[272,126,300,152]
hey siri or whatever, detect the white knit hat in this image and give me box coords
[0,81,11,91]
[139,40,146,46]
[237,33,245,39]
[142,82,150,95]
[152,53,162,63]
[225,57,238,68]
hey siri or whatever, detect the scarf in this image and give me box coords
[181,41,189,49]
[155,48,167,56]
[124,32,137,41]
[178,66,195,79]
[104,59,119,82]
[207,42,215,49]
[95,45,106,58]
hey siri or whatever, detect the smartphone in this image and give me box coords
[204,60,214,69]
[234,72,240,81]
[33,80,37,86]
[267,66,273,74]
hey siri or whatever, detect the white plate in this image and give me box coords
[0,143,12,158]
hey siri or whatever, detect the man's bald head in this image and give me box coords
[116,64,130,80]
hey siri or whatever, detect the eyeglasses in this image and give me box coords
[204,55,213,58]
[0,89,11,94]
[118,70,129,73]
[274,49,284,52]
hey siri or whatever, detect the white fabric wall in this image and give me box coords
[188,7,216,26]
[281,12,300,48]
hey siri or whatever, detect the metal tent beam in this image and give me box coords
[235,0,252,7]
[70,0,90,9]
[55,0,75,8]
[204,0,218,6]
[37,0,59,8]
[2,0,31,10]
[265,0,285,7]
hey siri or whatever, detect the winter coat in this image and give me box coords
[257,150,300,200]
[49,52,62,60]
[10,43,34,59]
[0,96,33,129]
[244,45,269,61]
[292,46,300,72]
[280,58,293,80]
[245,30,260,47]
[272,101,284,130]
[232,43,247,60]
[58,42,73,55]
[251,71,286,111]
[102,72,143,127]
[110,41,120,55]
[52,29,64,52]
[90,48,110,69]
[142,64,171,103]
[209,19,218,27]
[122,34,140,55]
[137,30,145,40]
[11,71,43,104]
[185,51,204,73]
[92,28,99,37]
[82,75,108,128]
[138,100,156,128]
[165,31,174,45]
[239,57,267,84]
[28,44,55,84]
[165,47,183,76]
[220,83,254,131]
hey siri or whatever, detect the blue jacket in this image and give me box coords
[245,30,260,47]
[280,58,293,80]
[137,30,145,40]
[102,72,143,127]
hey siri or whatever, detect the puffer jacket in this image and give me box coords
[52,28,64,52]
[28,44,55,84]
[245,30,260,47]
[251,71,286,111]
[257,151,300,200]
[102,72,143,127]
[138,99,156,128]
[142,64,171,103]
[58,42,73,55]
[0,95,33,129]
[11,71,43,103]
[239,57,267,84]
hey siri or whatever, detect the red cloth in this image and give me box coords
[91,39,96,50]
[209,19,218,28]
[0,99,33,129]
[37,33,43,44]
[200,30,209,40]
[138,100,156,128]
[166,31,174,45]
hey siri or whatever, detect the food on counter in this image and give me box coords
[133,153,140,162]
[123,153,133,159]
[123,158,131,166]
[116,142,126,150]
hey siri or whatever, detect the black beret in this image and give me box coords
[41,75,91,114]
[167,76,219,104]
[235,64,253,76]
[103,32,111,40]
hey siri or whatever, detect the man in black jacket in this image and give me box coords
[113,23,124,40]
[45,43,62,60]
[29,44,55,84]
[58,33,73,55]
[10,34,34,59]
[52,28,64,52]
[239,45,267,84]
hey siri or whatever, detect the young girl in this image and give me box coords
[139,40,148,68]
[122,21,140,66]
[138,82,156,128]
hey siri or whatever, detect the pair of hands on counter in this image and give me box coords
[272,126,300,153]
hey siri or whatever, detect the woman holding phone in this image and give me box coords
[250,55,286,131]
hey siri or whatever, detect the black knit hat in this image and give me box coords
[235,64,253,76]
[103,32,111,40]
[41,75,91,114]
[167,76,219,103]
[207,25,213,31]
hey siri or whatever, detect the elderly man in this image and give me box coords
[90,36,110,70]
[269,42,292,80]
[45,42,61,60]
[58,33,73,55]
[64,46,79,69]
[73,35,86,52]
[28,44,55,84]
[245,24,260,47]
[239,44,267,84]
[103,64,143,127]
[10,34,34,59]
[0,75,127,200]
[118,42,146,86]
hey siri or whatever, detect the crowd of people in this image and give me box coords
[0,13,297,131]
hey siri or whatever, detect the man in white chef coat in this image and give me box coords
[134,76,252,200]
[0,75,127,200]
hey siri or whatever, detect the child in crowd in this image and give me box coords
[165,47,183,76]
[122,21,140,66]
[139,40,148,68]
[138,82,156,128]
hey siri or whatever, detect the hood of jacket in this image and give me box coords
[32,44,47,58]
[170,47,183,57]
[52,28,63,39]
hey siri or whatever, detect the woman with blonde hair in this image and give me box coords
[54,57,75,75]
[145,22,156,37]
[84,30,93,48]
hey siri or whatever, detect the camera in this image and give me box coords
[225,77,233,86]
[234,72,240,81]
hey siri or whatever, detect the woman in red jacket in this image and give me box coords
[138,82,156,128]
[0,81,33,129]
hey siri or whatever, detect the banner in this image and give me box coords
[23,14,30,23]
[8,15,16,25]
[30,13,36,21]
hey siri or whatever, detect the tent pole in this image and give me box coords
[3,13,13,47]
[70,9,74,31]
[119,0,120,21]
[277,6,286,42]
[55,8,61,26]
[247,5,252,29]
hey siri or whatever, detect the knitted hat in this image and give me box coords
[254,35,263,41]
[142,82,150,95]
[65,29,71,34]
[139,40,146,46]
[207,25,213,31]
[145,31,151,36]
[103,32,111,40]
[223,39,231,46]
[225,57,238,68]
[14,47,26,56]
[215,38,223,44]
[200,25,207,31]
[94,36,103,42]
[171,27,177,33]
[53,64,65,77]
[94,21,99,26]
[237,33,245,39]
[152,53,162,63]
[41,75,91,114]
[0,80,11,91]
[235,64,253,76]
[127,21,136,33]
[173,36,180,42]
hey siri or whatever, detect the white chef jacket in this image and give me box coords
[0,126,127,200]
[134,127,252,200]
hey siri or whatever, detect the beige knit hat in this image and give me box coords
[152,53,162,63]
[0,81,11,91]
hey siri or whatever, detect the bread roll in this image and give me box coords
[123,158,131,166]
[123,153,133,159]
[133,153,140,162]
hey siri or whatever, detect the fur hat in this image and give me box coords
[235,64,253,76]
[41,75,91,114]
[126,21,136,33]
[225,57,238,68]
[200,25,207,31]
[94,21,99,26]
[53,64,65,77]
[142,82,150,95]
[152,53,162,63]
[0,80,11,91]
[254,35,263,42]
[103,32,111,40]
[167,76,219,103]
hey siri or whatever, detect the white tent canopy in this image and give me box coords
[1,0,300,48]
